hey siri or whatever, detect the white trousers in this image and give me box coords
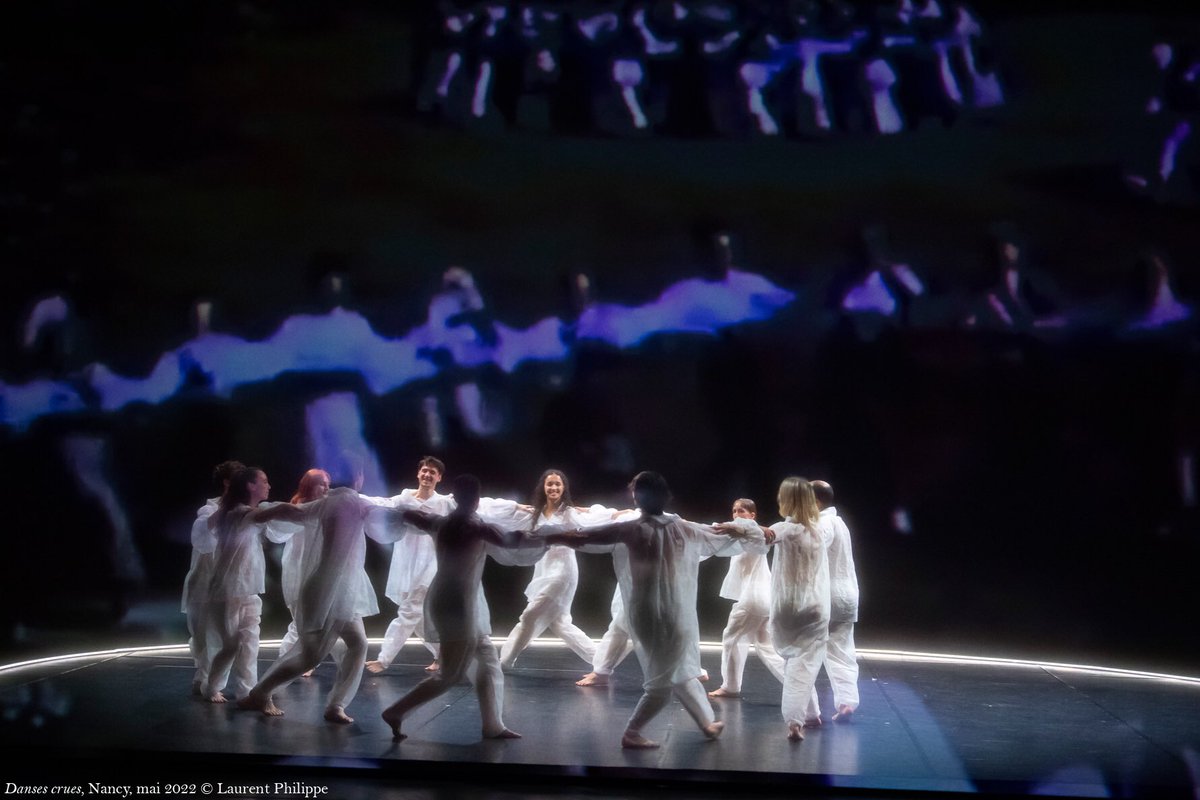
[591,614,635,675]
[203,594,262,699]
[500,590,595,667]
[374,587,439,667]
[781,639,827,727]
[823,620,860,710]
[717,604,785,694]
[627,675,714,736]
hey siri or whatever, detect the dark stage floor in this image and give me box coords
[2,634,1199,800]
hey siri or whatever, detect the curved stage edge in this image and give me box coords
[2,639,1198,800]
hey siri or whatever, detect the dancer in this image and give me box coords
[381,474,547,742]
[276,468,331,678]
[812,480,860,722]
[546,471,764,749]
[708,498,786,699]
[237,453,384,723]
[499,469,611,669]
[574,586,634,687]
[769,476,833,741]
[200,467,305,704]
[182,459,243,696]
[366,456,450,675]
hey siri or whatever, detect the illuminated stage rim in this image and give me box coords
[2,639,1198,686]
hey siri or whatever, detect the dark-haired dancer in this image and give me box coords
[381,474,547,741]
[183,459,243,696]
[367,455,450,675]
[500,468,615,669]
[201,467,307,703]
[547,471,764,748]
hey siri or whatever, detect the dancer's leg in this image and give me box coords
[623,687,671,748]
[547,613,596,663]
[712,604,752,696]
[676,677,722,739]
[826,621,860,718]
[231,595,262,699]
[324,617,367,723]
[381,638,471,740]
[475,636,519,738]
[500,591,555,667]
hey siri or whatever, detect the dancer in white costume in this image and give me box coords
[200,467,304,704]
[381,474,550,742]
[769,476,833,741]
[182,459,242,696]
[499,469,616,669]
[366,456,450,674]
[277,468,331,678]
[237,455,385,723]
[812,480,860,721]
[547,471,763,748]
[708,498,786,699]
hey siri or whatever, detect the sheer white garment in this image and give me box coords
[716,516,772,614]
[403,510,548,644]
[290,488,381,652]
[182,497,219,613]
[820,506,859,624]
[574,513,765,690]
[381,489,454,605]
[513,503,618,612]
[769,516,833,658]
[206,502,303,600]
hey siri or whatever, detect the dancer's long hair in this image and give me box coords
[291,468,330,504]
[530,468,573,530]
[777,476,820,528]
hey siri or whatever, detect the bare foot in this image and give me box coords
[707,687,740,698]
[484,728,522,739]
[787,722,805,741]
[381,709,405,741]
[301,668,315,678]
[365,660,386,674]
[208,691,227,704]
[237,694,284,716]
[833,705,855,722]
[324,705,354,724]
[576,672,608,687]
[621,732,661,749]
[425,660,439,673]
[804,716,823,728]
[702,721,725,741]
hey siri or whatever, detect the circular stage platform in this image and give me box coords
[2,638,1197,800]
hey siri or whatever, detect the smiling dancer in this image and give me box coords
[366,456,450,675]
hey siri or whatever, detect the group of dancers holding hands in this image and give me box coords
[183,453,860,747]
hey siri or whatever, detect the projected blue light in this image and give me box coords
[1,269,795,430]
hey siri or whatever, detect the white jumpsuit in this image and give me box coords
[713,517,786,694]
[820,505,861,712]
[769,515,833,728]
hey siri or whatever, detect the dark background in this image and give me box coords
[1,0,1198,675]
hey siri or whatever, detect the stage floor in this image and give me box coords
[2,639,1198,800]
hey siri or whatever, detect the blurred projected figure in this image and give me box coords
[366,456,451,675]
[183,460,244,696]
[1126,40,1200,203]
[418,266,506,441]
[59,434,146,593]
[964,224,1069,337]
[416,1,479,120]
[835,223,930,342]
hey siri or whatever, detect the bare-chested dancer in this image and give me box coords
[381,474,543,742]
